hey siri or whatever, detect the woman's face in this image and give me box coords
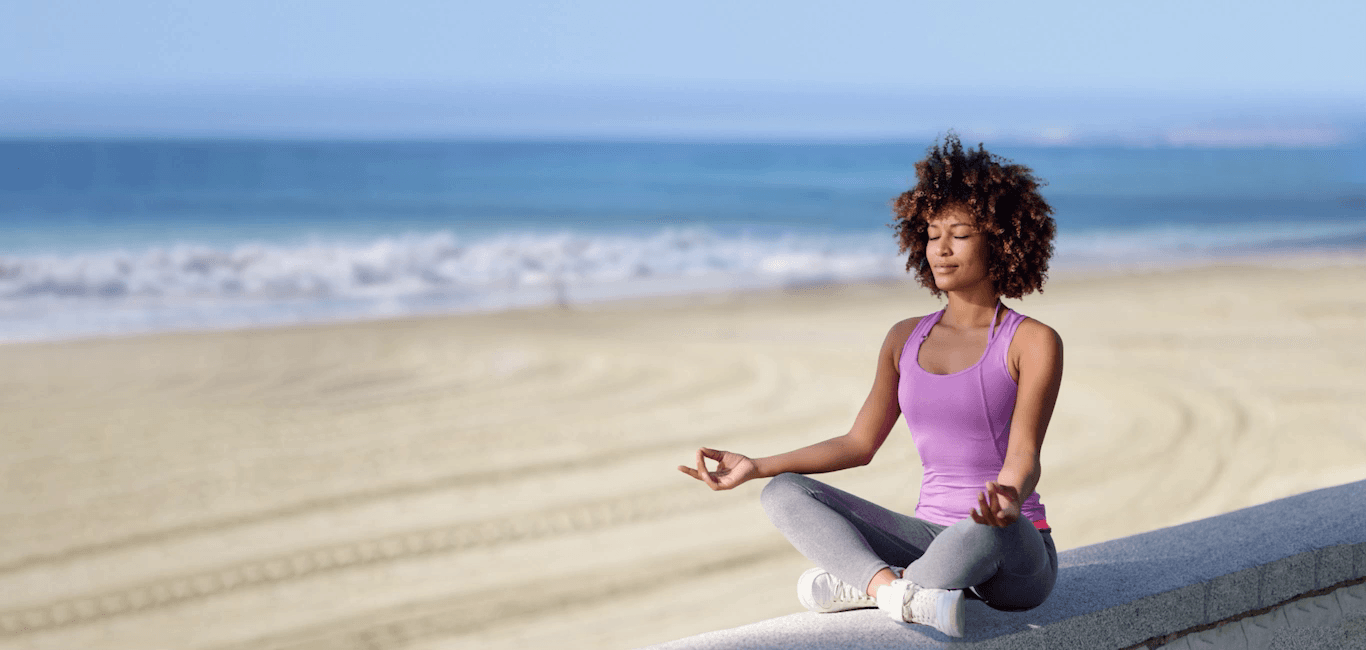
[925,205,992,294]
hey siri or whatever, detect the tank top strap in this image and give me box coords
[988,309,1029,369]
[1001,309,1028,341]
[911,309,944,341]
[900,310,943,374]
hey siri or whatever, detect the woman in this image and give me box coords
[678,135,1063,638]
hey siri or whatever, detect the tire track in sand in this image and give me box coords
[0,481,737,637]
[0,345,801,578]
[205,542,792,650]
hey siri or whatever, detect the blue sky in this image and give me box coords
[3,0,1364,139]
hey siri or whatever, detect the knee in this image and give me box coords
[950,517,1041,561]
[759,472,810,517]
[951,518,1010,551]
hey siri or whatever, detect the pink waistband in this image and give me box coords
[1033,519,1051,531]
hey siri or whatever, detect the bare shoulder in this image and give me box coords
[1016,317,1062,350]
[889,316,922,339]
[886,316,924,368]
[1011,316,1063,375]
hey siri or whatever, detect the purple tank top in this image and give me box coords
[897,306,1047,526]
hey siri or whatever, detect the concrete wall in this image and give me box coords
[649,479,1366,649]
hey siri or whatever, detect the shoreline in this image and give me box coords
[3,247,1363,349]
[1,254,1364,649]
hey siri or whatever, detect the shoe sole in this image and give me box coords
[796,567,825,611]
[939,589,965,637]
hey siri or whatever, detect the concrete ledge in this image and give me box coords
[648,479,1366,649]
[1159,581,1366,650]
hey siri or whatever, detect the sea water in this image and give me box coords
[1,139,1363,343]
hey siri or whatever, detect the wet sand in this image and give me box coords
[1,257,1364,649]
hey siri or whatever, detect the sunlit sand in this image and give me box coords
[1,257,1363,649]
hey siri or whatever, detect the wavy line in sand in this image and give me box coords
[0,483,730,636]
[0,346,811,579]
[205,543,793,650]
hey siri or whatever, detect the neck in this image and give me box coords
[941,287,1003,329]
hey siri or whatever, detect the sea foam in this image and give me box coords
[3,220,1363,343]
[0,228,902,343]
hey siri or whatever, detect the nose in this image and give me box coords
[935,237,952,258]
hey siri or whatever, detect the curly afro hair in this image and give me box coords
[891,134,1056,300]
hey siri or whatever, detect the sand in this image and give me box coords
[0,258,1364,650]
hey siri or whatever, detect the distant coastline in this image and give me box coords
[1,138,1362,344]
[3,85,1363,144]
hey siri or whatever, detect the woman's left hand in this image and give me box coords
[970,481,1021,528]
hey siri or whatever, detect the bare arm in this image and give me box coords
[752,319,914,478]
[972,319,1064,526]
[679,319,916,489]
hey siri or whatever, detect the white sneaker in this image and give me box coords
[796,567,877,613]
[876,578,966,637]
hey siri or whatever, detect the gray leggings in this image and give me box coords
[761,473,1058,612]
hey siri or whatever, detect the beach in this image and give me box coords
[1,257,1364,650]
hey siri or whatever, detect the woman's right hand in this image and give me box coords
[677,447,759,490]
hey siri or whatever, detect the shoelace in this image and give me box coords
[831,578,871,604]
[905,586,936,625]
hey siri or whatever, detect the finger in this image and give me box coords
[977,492,996,527]
[697,449,718,490]
[677,465,701,480]
[970,508,985,525]
[985,492,1003,527]
[700,447,725,461]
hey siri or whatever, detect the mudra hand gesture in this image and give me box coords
[970,481,1021,528]
[678,447,759,490]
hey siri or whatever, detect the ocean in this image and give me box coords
[1,139,1363,343]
